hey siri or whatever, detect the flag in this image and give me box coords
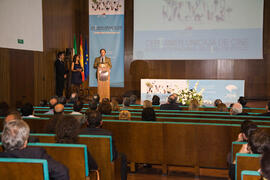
[84,38,89,80]
[79,35,85,82]
[73,35,77,56]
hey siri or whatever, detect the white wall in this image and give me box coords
[0,0,43,51]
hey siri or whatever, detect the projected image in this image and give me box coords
[134,0,264,60]
[89,0,123,14]
[162,0,233,25]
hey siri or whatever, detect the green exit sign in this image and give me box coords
[17,39,24,44]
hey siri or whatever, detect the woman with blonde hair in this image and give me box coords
[119,110,131,120]
[143,100,152,108]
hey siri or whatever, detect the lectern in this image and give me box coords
[97,63,110,101]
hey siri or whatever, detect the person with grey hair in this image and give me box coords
[230,103,249,116]
[160,94,181,110]
[0,120,69,180]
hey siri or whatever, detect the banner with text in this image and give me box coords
[141,79,245,106]
[89,0,124,87]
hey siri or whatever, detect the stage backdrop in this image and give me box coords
[89,0,124,87]
[141,79,245,106]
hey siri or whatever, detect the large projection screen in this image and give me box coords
[0,0,43,52]
[134,0,264,60]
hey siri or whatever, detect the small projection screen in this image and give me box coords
[133,0,264,60]
[0,0,43,52]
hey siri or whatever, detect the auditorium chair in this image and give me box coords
[0,158,49,180]
[241,170,261,180]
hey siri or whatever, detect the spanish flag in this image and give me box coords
[79,35,85,82]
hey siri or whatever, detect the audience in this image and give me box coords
[5,109,22,123]
[21,103,39,118]
[68,93,78,105]
[0,120,69,179]
[217,103,228,112]
[261,149,270,180]
[143,100,152,108]
[55,115,98,171]
[142,107,156,121]
[79,111,127,180]
[130,95,137,105]
[152,95,160,105]
[70,101,83,115]
[237,120,258,142]
[93,94,100,104]
[238,96,248,108]
[214,99,222,107]
[44,97,58,115]
[259,102,270,116]
[188,99,199,111]
[122,97,130,110]
[229,129,270,179]
[39,99,48,107]
[160,94,181,110]
[46,104,65,133]
[230,103,248,115]
[111,99,120,111]
[98,100,112,115]
[119,110,131,120]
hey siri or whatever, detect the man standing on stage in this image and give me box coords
[55,51,67,97]
[94,48,112,70]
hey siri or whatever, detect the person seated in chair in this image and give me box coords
[230,103,248,116]
[259,102,270,116]
[21,103,39,118]
[79,111,127,180]
[44,97,58,115]
[160,94,181,110]
[0,120,69,180]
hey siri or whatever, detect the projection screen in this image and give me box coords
[133,0,264,60]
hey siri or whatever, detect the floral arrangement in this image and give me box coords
[177,81,204,105]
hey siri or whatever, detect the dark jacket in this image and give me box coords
[0,147,69,180]
[55,59,66,81]
[160,103,181,110]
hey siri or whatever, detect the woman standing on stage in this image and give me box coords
[71,54,83,94]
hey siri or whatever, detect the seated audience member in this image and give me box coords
[111,99,120,111]
[214,99,222,107]
[119,110,131,120]
[0,101,9,117]
[130,95,137,105]
[44,97,58,114]
[152,95,160,106]
[21,103,39,118]
[68,92,78,104]
[93,94,100,104]
[46,104,65,133]
[58,96,67,106]
[259,102,270,116]
[98,100,112,115]
[160,94,181,110]
[172,93,182,105]
[188,99,199,111]
[55,116,98,171]
[261,149,270,180]
[39,100,48,107]
[229,129,270,180]
[238,96,248,108]
[71,101,83,115]
[121,97,130,110]
[217,103,228,112]
[230,103,248,115]
[142,107,156,121]
[5,110,22,123]
[143,100,152,108]
[237,120,258,142]
[0,120,69,179]
[80,111,127,180]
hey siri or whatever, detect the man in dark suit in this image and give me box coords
[79,111,127,180]
[160,94,181,110]
[0,120,69,180]
[259,102,270,116]
[55,51,67,97]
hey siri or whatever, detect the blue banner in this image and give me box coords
[89,0,124,87]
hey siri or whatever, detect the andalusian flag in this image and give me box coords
[84,38,89,80]
[79,35,85,82]
[73,35,77,56]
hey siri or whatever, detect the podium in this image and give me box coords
[97,63,110,101]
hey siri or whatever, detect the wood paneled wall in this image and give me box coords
[0,0,270,106]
